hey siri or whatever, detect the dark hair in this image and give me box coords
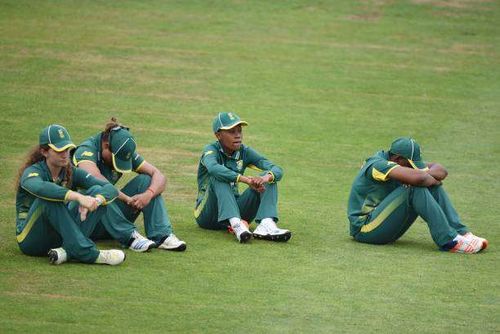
[16,144,73,189]
[102,117,129,142]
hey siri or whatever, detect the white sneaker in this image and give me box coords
[446,235,483,254]
[231,221,252,243]
[158,234,187,251]
[464,232,488,251]
[48,247,68,265]
[95,250,126,265]
[253,219,291,242]
[129,230,156,253]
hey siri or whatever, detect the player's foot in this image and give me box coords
[464,232,488,250]
[128,230,156,253]
[230,220,252,243]
[158,234,187,251]
[48,247,68,265]
[442,235,484,254]
[95,250,126,265]
[253,219,291,242]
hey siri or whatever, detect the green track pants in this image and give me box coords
[354,185,468,247]
[16,186,105,263]
[194,177,279,230]
[91,174,173,244]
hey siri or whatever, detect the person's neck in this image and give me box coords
[46,161,63,181]
[223,147,234,156]
[218,142,235,156]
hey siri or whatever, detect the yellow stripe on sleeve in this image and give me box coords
[372,165,399,182]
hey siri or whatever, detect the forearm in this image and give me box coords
[238,175,253,185]
[66,190,85,202]
[417,173,441,187]
[427,163,448,181]
[145,171,166,196]
[118,190,132,203]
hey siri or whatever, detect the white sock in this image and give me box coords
[453,234,466,242]
[229,217,242,228]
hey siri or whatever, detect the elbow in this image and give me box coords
[442,168,448,179]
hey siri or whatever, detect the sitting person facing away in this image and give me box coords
[347,137,488,253]
[73,118,186,252]
[194,112,291,243]
[16,124,125,265]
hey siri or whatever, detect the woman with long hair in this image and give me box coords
[16,124,126,265]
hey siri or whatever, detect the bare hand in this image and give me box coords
[79,206,89,221]
[248,176,266,193]
[78,195,99,212]
[129,192,153,210]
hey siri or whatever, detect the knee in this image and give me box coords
[411,186,431,196]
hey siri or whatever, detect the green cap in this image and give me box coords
[212,112,248,133]
[39,124,76,152]
[389,137,426,169]
[109,127,137,173]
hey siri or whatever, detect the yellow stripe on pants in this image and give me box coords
[16,206,44,243]
[360,193,406,233]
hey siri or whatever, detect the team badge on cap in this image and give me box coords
[39,124,76,152]
[212,112,248,133]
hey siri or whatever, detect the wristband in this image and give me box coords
[146,188,155,196]
[95,195,104,206]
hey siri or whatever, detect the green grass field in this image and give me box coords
[0,0,499,332]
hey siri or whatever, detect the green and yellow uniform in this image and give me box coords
[194,141,283,229]
[73,132,173,243]
[16,161,118,263]
[347,150,468,247]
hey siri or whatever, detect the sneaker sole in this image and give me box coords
[48,250,59,264]
[254,231,292,242]
[239,231,252,243]
[130,242,156,253]
[160,243,187,252]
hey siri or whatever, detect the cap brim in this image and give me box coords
[112,154,133,173]
[408,159,427,170]
[48,142,76,152]
[219,121,248,131]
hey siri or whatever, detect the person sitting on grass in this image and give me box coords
[347,137,488,253]
[73,118,186,252]
[15,124,125,265]
[194,112,291,243]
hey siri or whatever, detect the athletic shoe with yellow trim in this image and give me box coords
[95,250,126,265]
